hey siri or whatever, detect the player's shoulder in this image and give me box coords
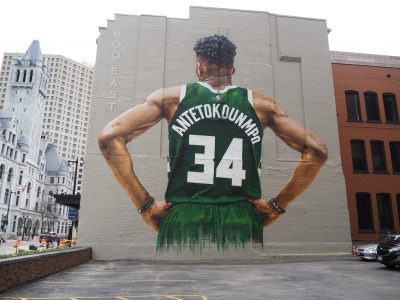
[251,91,278,113]
[146,85,181,105]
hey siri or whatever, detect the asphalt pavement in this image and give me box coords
[0,257,399,299]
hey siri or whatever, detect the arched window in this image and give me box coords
[389,142,400,174]
[345,90,362,121]
[356,193,374,231]
[29,70,34,82]
[16,70,20,82]
[27,182,31,194]
[7,168,13,182]
[376,193,394,231]
[370,140,387,172]
[22,70,27,82]
[350,140,368,172]
[364,91,380,122]
[0,164,5,179]
[383,93,399,123]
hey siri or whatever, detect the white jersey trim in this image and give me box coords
[197,81,237,94]
[247,89,254,107]
[179,84,187,102]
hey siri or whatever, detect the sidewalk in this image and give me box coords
[0,238,57,256]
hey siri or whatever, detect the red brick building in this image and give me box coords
[331,51,400,243]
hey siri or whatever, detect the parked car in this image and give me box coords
[376,234,400,269]
[39,232,60,244]
[356,243,378,261]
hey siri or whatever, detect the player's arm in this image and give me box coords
[251,93,328,226]
[98,87,179,231]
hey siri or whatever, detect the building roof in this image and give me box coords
[0,117,12,128]
[45,143,69,173]
[17,135,29,146]
[331,51,400,68]
[24,40,43,61]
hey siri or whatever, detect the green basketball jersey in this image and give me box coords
[165,82,263,204]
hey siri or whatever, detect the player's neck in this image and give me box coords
[200,75,232,91]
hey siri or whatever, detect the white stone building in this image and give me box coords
[0,53,94,194]
[0,41,73,240]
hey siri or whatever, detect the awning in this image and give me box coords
[54,194,81,209]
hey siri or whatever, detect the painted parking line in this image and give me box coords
[0,295,208,300]
[41,279,197,284]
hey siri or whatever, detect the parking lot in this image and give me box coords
[0,257,399,299]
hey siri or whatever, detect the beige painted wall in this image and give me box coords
[79,6,351,259]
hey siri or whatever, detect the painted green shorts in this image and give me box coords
[157,201,263,252]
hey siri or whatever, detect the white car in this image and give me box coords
[356,243,378,261]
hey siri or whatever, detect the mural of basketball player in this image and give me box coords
[98,35,327,251]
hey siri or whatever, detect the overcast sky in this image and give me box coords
[0,0,399,65]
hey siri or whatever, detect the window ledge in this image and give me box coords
[353,170,369,174]
[347,119,363,123]
[372,171,389,174]
[366,120,382,123]
[385,121,400,125]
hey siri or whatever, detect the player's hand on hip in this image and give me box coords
[140,201,173,231]
[248,199,282,227]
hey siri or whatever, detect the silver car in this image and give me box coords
[356,243,378,261]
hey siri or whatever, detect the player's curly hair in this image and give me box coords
[193,35,236,68]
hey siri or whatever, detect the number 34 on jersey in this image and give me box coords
[187,134,246,187]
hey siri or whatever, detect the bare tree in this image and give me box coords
[36,195,60,233]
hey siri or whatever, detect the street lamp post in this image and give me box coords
[21,207,29,241]
[2,191,17,234]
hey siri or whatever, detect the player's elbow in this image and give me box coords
[98,127,119,152]
[313,143,328,164]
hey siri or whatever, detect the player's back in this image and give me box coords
[166,82,263,203]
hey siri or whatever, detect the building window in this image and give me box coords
[4,188,9,204]
[0,164,4,179]
[22,154,26,163]
[12,216,16,232]
[370,141,387,173]
[356,192,374,231]
[397,194,400,225]
[19,171,23,185]
[16,192,20,206]
[50,177,54,184]
[27,182,31,194]
[29,70,34,82]
[7,168,13,182]
[23,70,27,82]
[16,70,20,82]
[351,140,368,172]
[383,93,399,123]
[377,193,394,232]
[345,91,362,121]
[389,142,400,174]
[364,92,380,122]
